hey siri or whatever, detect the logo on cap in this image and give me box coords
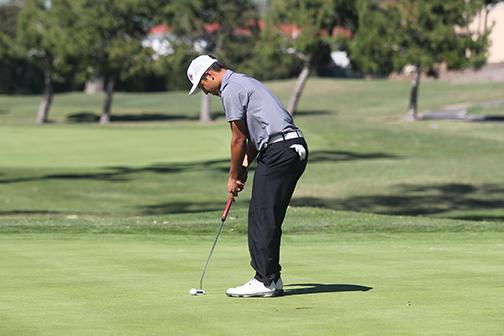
[189,74,193,81]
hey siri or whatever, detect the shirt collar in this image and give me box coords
[219,70,234,96]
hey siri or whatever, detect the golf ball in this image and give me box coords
[189,288,197,295]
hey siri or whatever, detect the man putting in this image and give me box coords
[187,55,308,297]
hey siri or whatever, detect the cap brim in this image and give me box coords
[188,83,200,95]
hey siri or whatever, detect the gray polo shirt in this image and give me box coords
[219,70,298,151]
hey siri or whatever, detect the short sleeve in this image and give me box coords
[222,84,249,122]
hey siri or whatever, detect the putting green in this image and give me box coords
[1,232,502,336]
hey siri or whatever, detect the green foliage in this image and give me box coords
[240,17,303,80]
[160,0,258,67]
[16,0,83,80]
[349,0,490,76]
[201,0,259,67]
[0,46,45,94]
[346,1,399,76]
[0,3,21,39]
[75,0,159,82]
[152,43,197,91]
[0,32,9,59]
[0,3,45,94]
[270,0,336,64]
[332,0,359,32]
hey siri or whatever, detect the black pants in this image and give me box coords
[249,138,308,286]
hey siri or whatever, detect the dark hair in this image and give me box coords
[208,62,226,72]
[207,56,227,72]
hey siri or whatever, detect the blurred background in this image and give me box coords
[0,0,502,124]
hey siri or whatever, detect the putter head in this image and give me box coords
[189,288,206,296]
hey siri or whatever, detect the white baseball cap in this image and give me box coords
[187,55,218,95]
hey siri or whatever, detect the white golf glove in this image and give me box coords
[290,144,307,161]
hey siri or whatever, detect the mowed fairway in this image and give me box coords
[1,233,503,336]
[1,79,504,335]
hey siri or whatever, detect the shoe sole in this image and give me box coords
[226,289,284,298]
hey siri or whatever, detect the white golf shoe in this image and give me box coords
[226,278,284,298]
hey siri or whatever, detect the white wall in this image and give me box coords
[471,3,504,63]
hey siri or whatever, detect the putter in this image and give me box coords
[189,196,234,296]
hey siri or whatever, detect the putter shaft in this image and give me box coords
[198,196,234,291]
[199,218,225,290]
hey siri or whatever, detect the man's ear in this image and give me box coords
[207,70,217,80]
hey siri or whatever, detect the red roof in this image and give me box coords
[204,22,220,33]
[149,24,171,35]
[148,19,351,39]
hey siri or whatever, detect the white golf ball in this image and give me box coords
[189,288,197,295]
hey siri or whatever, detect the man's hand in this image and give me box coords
[227,177,245,197]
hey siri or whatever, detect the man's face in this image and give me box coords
[199,71,220,96]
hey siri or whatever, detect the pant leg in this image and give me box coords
[248,138,308,286]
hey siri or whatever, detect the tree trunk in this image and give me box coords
[405,65,421,121]
[287,64,311,116]
[36,66,53,124]
[200,93,211,123]
[100,76,115,124]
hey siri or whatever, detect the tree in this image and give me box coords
[0,31,10,60]
[269,0,357,115]
[0,2,20,86]
[240,12,304,81]
[0,1,23,39]
[160,0,258,123]
[349,0,490,120]
[76,0,158,124]
[16,0,81,124]
[1,1,48,95]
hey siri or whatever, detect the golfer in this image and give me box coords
[187,55,308,297]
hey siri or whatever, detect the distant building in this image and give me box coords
[470,2,504,63]
[144,19,352,61]
[141,25,176,59]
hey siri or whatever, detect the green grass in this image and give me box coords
[2,79,504,221]
[1,78,504,335]
[1,233,503,336]
[467,101,504,117]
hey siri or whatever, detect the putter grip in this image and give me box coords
[221,197,234,221]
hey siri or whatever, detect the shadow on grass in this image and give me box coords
[284,283,372,296]
[309,150,400,162]
[66,112,198,123]
[0,210,63,215]
[294,110,333,117]
[470,115,504,122]
[139,201,223,215]
[66,109,334,123]
[0,150,398,185]
[209,111,226,120]
[209,110,333,120]
[0,159,229,184]
[0,150,402,216]
[450,215,504,222]
[291,183,504,220]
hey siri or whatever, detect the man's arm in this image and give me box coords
[228,120,248,196]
